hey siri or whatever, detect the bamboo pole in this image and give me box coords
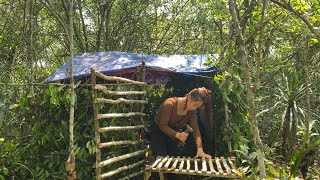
[118,169,144,180]
[95,98,148,104]
[94,71,147,86]
[91,68,101,178]
[98,149,147,168]
[98,160,146,179]
[97,112,145,119]
[98,125,144,132]
[95,85,146,95]
[99,140,146,148]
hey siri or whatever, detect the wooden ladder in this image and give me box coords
[91,66,148,180]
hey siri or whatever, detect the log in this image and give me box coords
[95,85,146,96]
[97,112,145,119]
[99,140,146,148]
[98,149,147,168]
[98,125,144,132]
[98,159,145,179]
[95,71,147,86]
[95,98,148,104]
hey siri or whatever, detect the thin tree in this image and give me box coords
[228,0,267,178]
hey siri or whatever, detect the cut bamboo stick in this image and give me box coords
[177,156,185,172]
[164,157,173,169]
[208,158,217,174]
[95,98,148,104]
[95,71,147,86]
[98,159,145,179]
[194,157,199,173]
[152,157,163,168]
[98,149,146,168]
[95,85,146,95]
[168,156,180,171]
[221,157,231,175]
[186,158,191,172]
[99,140,146,148]
[98,125,144,132]
[228,157,241,176]
[215,157,224,175]
[118,169,144,180]
[97,112,145,119]
[156,156,169,170]
[202,158,207,172]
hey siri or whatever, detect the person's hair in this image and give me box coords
[185,87,214,128]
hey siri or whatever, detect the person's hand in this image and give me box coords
[175,132,189,142]
[196,148,212,159]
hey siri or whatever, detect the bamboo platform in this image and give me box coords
[144,156,242,179]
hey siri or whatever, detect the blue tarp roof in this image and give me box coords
[44,51,218,83]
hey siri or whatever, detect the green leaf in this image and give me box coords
[310,38,319,44]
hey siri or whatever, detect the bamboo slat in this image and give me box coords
[97,112,145,119]
[99,140,146,148]
[152,157,163,168]
[145,156,240,179]
[95,85,146,96]
[215,157,224,175]
[186,158,191,172]
[221,157,231,175]
[99,159,145,179]
[208,158,218,174]
[95,71,147,86]
[177,156,186,172]
[98,149,147,168]
[98,125,144,132]
[194,157,199,173]
[118,169,144,180]
[164,157,173,169]
[168,156,180,171]
[156,156,169,170]
[95,98,148,104]
[202,158,207,172]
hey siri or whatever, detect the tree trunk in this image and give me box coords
[228,0,266,178]
[66,0,76,179]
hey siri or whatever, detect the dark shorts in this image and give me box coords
[150,121,181,157]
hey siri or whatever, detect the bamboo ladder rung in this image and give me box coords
[99,159,145,179]
[95,84,146,95]
[99,139,146,148]
[98,125,144,132]
[95,98,148,104]
[94,71,147,86]
[118,169,144,180]
[97,112,145,119]
[98,149,147,168]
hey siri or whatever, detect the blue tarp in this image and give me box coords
[44,51,218,83]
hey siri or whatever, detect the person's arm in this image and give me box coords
[189,111,212,159]
[158,102,178,139]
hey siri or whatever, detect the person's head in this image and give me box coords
[185,87,213,128]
